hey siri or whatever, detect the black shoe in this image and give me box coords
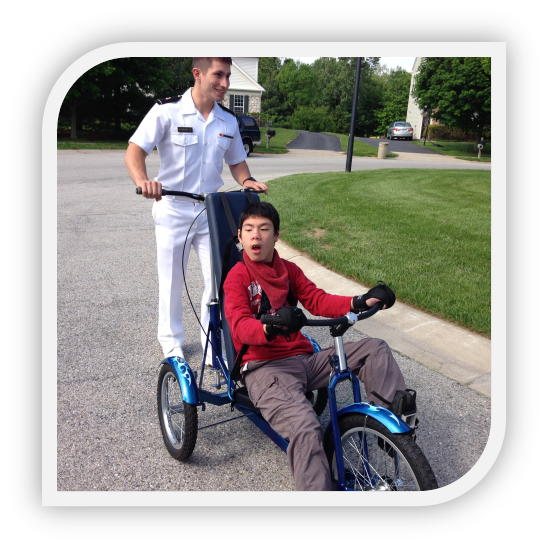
[388,389,417,428]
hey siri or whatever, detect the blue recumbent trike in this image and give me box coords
[138,187,438,491]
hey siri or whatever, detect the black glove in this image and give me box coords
[265,306,306,336]
[352,281,396,311]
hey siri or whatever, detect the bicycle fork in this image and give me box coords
[327,334,374,490]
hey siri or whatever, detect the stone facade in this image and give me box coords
[221,92,261,113]
[248,94,261,113]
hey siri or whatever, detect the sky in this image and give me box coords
[295,57,415,72]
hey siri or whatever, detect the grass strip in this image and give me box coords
[326,133,398,158]
[411,141,491,162]
[263,168,491,336]
[253,127,298,154]
[58,141,129,150]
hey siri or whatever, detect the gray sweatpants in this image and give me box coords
[241,338,406,491]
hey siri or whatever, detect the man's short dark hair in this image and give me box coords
[192,57,232,74]
[239,202,280,234]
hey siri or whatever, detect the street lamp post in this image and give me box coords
[345,57,362,173]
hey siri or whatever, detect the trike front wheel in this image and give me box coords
[324,413,438,491]
[157,363,198,461]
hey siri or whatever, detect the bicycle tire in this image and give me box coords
[324,413,438,491]
[157,362,198,461]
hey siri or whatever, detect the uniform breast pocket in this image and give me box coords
[171,134,199,165]
[214,136,232,167]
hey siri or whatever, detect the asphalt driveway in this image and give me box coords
[286,130,444,156]
[287,130,344,151]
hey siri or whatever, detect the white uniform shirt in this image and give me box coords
[129,88,247,198]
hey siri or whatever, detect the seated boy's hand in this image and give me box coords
[265,306,306,336]
[352,281,396,312]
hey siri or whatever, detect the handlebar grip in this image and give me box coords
[135,187,167,196]
[260,314,285,325]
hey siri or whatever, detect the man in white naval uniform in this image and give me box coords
[125,57,268,360]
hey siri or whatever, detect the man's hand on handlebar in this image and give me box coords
[138,180,163,201]
[243,179,269,195]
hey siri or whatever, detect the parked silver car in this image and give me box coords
[386,121,414,140]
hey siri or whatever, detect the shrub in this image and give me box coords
[427,124,489,142]
[289,106,337,133]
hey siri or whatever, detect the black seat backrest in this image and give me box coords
[205,192,260,374]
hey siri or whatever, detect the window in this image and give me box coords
[241,116,257,127]
[233,94,244,113]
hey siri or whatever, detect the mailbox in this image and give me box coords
[267,129,276,137]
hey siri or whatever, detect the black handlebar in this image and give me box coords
[260,303,382,327]
[135,187,265,200]
[135,187,205,201]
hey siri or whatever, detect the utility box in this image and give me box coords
[378,142,389,159]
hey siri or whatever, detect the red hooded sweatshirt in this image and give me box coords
[223,258,353,365]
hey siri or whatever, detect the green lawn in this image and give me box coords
[326,133,398,158]
[253,127,298,154]
[411,141,491,162]
[263,169,491,336]
[57,140,129,150]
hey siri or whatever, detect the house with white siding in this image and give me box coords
[220,57,265,114]
[406,57,429,139]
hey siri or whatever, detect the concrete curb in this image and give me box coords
[276,240,491,398]
[285,148,482,164]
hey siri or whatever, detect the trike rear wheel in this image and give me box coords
[325,413,438,491]
[157,363,198,461]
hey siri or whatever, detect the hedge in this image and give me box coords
[427,124,490,142]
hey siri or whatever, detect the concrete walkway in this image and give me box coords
[276,240,491,398]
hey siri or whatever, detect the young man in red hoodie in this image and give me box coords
[223,202,413,491]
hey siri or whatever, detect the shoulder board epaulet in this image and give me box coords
[155,94,183,105]
[217,102,237,117]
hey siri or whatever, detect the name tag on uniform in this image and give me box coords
[178,127,193,133]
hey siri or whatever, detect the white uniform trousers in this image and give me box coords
[153,199,212,359]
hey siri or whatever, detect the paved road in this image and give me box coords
[287,130,344,151]
[55,150,491,493]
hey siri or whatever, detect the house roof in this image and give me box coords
[229,62,265,93]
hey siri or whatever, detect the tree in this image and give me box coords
[59,57,179,138]
[309,57,380,135]
[258,57,282,86]
[373,67,412,135]
[412,57,491,148]
[156,57,194,96]
[289,106,336,133]
[277,59,319,111]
